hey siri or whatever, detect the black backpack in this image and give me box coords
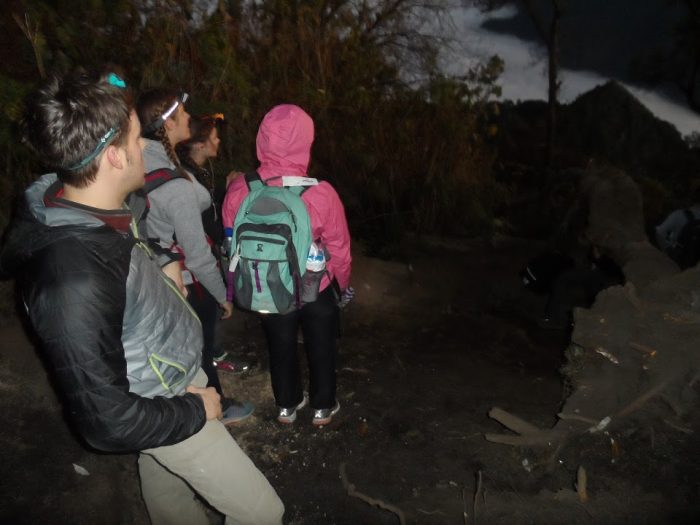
[669,209,700,269]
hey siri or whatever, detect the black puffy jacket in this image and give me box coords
[0,174,206,452]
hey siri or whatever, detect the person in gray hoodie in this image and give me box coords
[136,89,252,423]
[0,69,283,525]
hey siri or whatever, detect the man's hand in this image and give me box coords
[162,261,188,298]
[186,385,222,420]
[220,301,233,320]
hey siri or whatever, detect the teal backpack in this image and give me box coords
[229,172,313,314]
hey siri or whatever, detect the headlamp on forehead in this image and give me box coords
[144,92,189,134]
[65,127,119,171]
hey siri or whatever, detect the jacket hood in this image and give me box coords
[256,104,314,179]
[0,174,128,279]
[142,139,176,174]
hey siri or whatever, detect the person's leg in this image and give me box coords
[143,420,284,525]
[300,286,339,409]
[138,453,211,525]
[187,283,223,395]
[261,311,304,409]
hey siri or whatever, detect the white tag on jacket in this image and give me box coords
[282,176,318,187]
[229,252,240,273]
[181,269,194,285]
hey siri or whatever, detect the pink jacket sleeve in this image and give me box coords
[304,182,352,292]
[222,175,248,231]
[222,176,249,302]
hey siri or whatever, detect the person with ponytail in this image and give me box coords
[136,89,252,424]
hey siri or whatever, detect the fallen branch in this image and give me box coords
[629,341,657,357]
[473,469,483,525]
[488,407,542,435]
[339,462,406,525]
[557,412,598,425]
[616,378,672,418]
[663,419,694,434]
[484,430,562,447]
[417,508,444,515]
[576,465,589,503]
[462,487,468,525]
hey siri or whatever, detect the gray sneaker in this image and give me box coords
[312,401,340,426]
[277,393,308,424]
[221,401,254,426]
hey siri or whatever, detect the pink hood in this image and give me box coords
[256,104,314,179]
[223,104,352,299]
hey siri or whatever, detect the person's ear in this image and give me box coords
[164,118,176,132]
[104,144,124,170]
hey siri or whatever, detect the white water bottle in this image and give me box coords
[222,227,233,257]
[306,242,326,272]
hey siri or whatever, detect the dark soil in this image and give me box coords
[2,237,699,524]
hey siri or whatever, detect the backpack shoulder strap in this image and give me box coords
[244,171,264,191]
[144,168,186,194]
[288,185,309,197]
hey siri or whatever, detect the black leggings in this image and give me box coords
[186,283,223,396]
[260,286,339,410]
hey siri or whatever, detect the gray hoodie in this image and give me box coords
[142,139,227,304]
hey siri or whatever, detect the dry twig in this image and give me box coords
[339,462,406,525]
[12,13,45,78]
[488,407,542,435]
[616,378,672,418]
[629,341,657,356]
[557,412,598,425]
[663,419,693,434]
[462,487,468,525]
[576,465,589,503]
[473,470,484,525]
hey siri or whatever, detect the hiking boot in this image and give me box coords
[221,400,254,426]
[277,393,308,424]
[213,352,252,375]
[312,401,340,426]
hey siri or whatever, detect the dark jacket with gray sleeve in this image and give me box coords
[0,174,206,452]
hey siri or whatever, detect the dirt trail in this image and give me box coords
[1,237,698,524]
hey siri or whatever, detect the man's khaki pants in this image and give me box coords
[138,370,284,525]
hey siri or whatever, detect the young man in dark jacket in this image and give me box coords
[0,70,283,525]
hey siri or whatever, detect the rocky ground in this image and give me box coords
[1,236,699,524]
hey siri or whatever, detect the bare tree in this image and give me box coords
[520,0,564,168]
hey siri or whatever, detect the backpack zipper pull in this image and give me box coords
[253,261,262,293]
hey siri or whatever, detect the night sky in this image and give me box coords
[440,1,698,136]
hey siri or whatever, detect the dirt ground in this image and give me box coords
[1,236,699,524]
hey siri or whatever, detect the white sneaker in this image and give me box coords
[277,393,308,424]
[312,401,340,426]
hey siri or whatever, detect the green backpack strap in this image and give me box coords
[244,171,264,191]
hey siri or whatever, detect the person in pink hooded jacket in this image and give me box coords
[223,104,351,426]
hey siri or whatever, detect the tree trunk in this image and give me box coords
[545,0,562,168]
